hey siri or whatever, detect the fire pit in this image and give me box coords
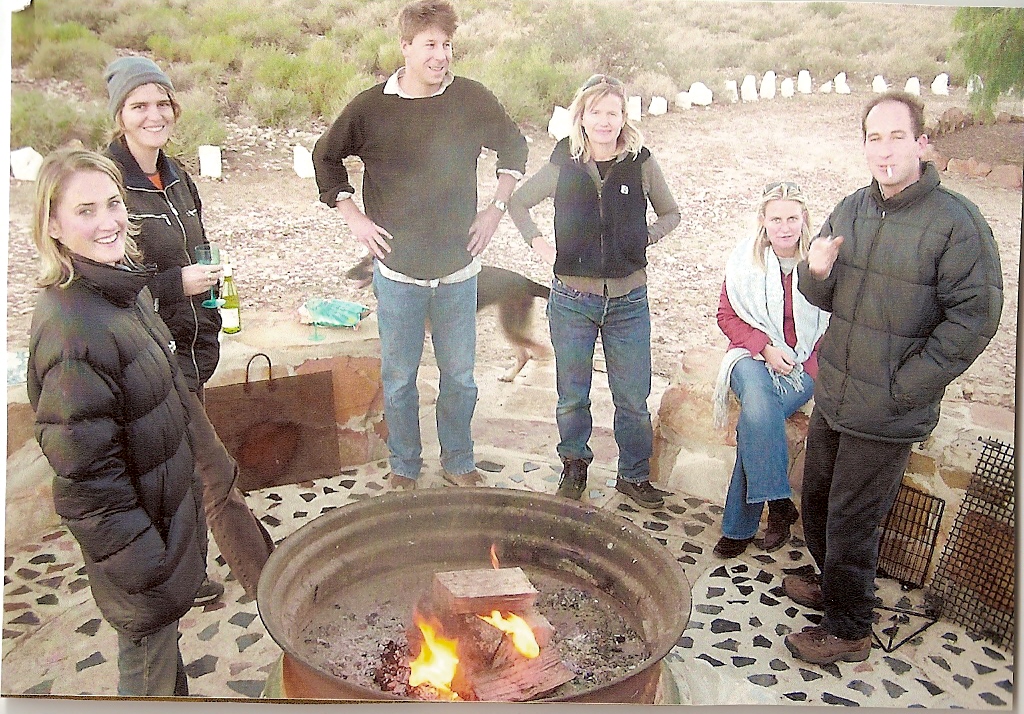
[257,487,691,702]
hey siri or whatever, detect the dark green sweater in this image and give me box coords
[313,76,528,280]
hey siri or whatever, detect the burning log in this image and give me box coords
[490,609,554,669]
[402,565,575,701]
[433,567,538,614]
[470,648,577,702]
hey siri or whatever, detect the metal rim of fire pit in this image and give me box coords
[257,487,691,703]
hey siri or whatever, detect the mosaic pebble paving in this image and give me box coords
[2,456,1014,707]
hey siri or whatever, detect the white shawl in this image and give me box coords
[712,236,830,428]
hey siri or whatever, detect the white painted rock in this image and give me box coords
[931,73,950,95]
[759,71,777,99]
[198,145,222,178]
[872,75,888,93]
[740,74,758,102]
[293,145,315,178]
[967,74,984,94]
[648,96,668,116]
[834,72,851,94]
[819,81,833,94]
[10,146,43,181]
[627,95,643,121]
[905,77,921,95]
[688,82,713,106]
[674,91,692,110]
[547,105,572,140]
[723,80,738,103]
[797,70,812,94]
[780,77,795,98]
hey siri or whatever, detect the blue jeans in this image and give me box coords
[117,621,188,696]
[547,279,652,483]
[372,264,478,478]
[721,357,814,540]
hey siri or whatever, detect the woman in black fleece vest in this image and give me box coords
[509,75,680,509]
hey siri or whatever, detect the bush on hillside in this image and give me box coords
[243,86,313,129]
[11,89,110,153]
[167,90,229,170]
[99,6,189,52]
[27,36,116,93]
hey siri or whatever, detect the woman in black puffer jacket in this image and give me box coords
[28,149,206,696]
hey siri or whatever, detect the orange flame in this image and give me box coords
[409,619,460,699]
[490,544,500,569]
[478,610,540,658]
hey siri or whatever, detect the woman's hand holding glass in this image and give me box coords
[194,244,224,308]
[181,263,222,298]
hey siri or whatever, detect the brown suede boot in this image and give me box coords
[785,625,872,665]
[782,573,824,610]
[763,498,800,551]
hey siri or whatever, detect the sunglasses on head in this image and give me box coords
[582,74,624,90]
[763,181,803,196]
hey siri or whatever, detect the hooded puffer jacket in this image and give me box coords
[106,139,221,392]
[28,257,207,638]
[798,163,1003,443]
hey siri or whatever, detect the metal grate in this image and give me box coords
[877,483,945,589]
[927,437,1015,649]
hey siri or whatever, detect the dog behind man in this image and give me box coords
[345,255,552,381]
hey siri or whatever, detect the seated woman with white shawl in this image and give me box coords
[711,181,830,558]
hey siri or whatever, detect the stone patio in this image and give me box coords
[2,350,1014,707]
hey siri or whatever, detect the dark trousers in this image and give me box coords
[188,389,274,598]
[801,407,912,640]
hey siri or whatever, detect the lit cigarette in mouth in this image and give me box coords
[886,166,893,178]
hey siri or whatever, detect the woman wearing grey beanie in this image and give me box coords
[103,56,274,610]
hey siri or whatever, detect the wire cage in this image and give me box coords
[927,437,1015,649]
[877,482,945,590]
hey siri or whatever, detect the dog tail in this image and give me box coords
[527,278,550,301]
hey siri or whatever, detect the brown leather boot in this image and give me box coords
[763,498,800,551]
[782,573,824,610]
[785,625,872,665]
[556,459,588,500]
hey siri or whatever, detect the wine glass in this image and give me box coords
[310,320,325,342]
[194,244,224,308]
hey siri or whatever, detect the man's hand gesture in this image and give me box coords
[808,235,845,279]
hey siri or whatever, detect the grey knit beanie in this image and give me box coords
[104,56,174,119]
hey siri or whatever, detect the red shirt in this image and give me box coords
[716,271,819,379]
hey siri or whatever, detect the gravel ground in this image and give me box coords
[7,90,1019,409]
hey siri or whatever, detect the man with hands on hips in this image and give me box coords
[312,0,528,491]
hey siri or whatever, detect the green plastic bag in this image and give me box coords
[300,298,370,328]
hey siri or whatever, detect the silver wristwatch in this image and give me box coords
[491,199,508,213]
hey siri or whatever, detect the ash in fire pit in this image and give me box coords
[300,567,648,700]
[258,489,691,703]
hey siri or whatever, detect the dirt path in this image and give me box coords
[7,90,1019,410]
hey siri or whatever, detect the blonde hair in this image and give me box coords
[567,74,643,163]
[33,148,141,288]
[752,181,813,271]
[111,82,182,143]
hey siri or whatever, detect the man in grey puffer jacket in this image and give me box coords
[782,91,1003,665]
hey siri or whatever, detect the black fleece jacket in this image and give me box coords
[106,139,221,391]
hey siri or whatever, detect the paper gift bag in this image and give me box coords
[205,353,341,492]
